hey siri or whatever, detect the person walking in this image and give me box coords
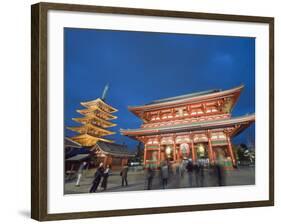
[215,153,225,186]
[186,159,194,187]
[146,165,154,190]
[101,164,111,191]
[193,162,200,187]
[89,162,104,193]
[179,160,185,178]
[120,164,129,187]
[198,160,205,187]
[75,161,87,187]
[160,162,169,189]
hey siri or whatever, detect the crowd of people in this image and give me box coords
[145,158,226,190]
[72,158,226,193]
[88,162,131,193]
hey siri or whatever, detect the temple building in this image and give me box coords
[92,142,135,169]
[121,85,255,168]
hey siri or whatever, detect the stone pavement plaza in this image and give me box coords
[64,166,255,194]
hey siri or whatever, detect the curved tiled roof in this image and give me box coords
[128,85,244,112]
[121,114,255,136]
[64,137,82,148]
[148,89,221,105]
[95,141,135,157]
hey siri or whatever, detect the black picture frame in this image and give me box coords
[31,2,274,221]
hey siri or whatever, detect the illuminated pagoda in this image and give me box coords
[121,85,255,168]
[67,85,134,169]
[67,84,117,147]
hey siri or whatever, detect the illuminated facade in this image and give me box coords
[121,85,255,168]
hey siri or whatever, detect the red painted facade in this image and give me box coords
[121,85,255,168]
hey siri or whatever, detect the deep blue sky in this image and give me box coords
[64,28,255,149]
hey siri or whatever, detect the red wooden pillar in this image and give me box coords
[191,140,196,162]
[143,144,147,167]
[208,137,214,164]
[158,144,161,167]
[173,141,177,162]
[207,130,215,165]
[227,135,236,166]
[172,135,177,162]
[157,136,161,167]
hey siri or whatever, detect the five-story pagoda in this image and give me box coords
[66,85,135,169]
[68,91,118,147]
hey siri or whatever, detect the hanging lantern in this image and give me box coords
[180,143,190,157]
[165,145,172,157]
[152,151,158,161]
[197,144,205,157]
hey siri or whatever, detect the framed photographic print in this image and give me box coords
[31,2,274,221]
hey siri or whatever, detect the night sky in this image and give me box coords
[64,28,255,150]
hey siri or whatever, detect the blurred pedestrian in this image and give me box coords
[101,164,111,191]
[89,162,104,193]
[193,162,200,187]
[160,162,169,189]
[179,160,185,178]
[215,152,225,186]
[120,164,129,187]
[75,161,87,187]
[146,165,154,190]
[186,159,194,187]
[167,160,173,176]
[199,160,205,187]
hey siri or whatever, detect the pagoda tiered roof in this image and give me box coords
[67,123,115,136]
[71,134,113,147]
[68,97,117,147]
[80,98,118,113]
[64,137,82,148]
[77,108,117,120]
[72,114,116,128]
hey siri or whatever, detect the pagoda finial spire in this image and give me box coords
[101,83,109,101]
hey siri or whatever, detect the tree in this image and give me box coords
[236,144,248,161]
[240,143,248,150]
